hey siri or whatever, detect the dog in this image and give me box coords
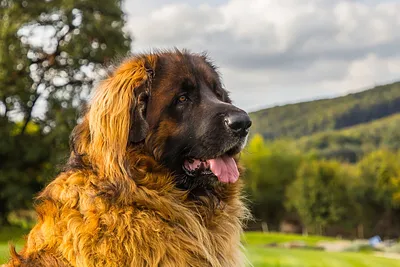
[6,50,252,267]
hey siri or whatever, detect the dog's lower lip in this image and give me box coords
[182,162,213,177]
[182,167,213,177]
[183,167,196,177]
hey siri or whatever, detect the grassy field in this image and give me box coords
[1,228,400,266]
[246,246,400,267]
[243,232,336,246]
[244,232,400,267]
[0,226,28,264]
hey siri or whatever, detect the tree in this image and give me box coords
[286,160,354,235]
[0,0,131,224]
[242,135,302,229]
[390,151,400,206]
[358,150,400,208]
[356,150,400,237]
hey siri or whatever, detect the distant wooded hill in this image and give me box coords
[249,81,400,162]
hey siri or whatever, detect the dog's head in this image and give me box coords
[71,50,251,189]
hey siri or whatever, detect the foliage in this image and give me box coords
[296,113,400,162]
[250,82,400,140]
[246,79,400,235]
[357,150,400,209]
[353,150,400,237]
[243,134,400,237]
[285,160,356,235]
[0,0,131,223]
[242,135,303,229]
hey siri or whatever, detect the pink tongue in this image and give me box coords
[208,156,239,183]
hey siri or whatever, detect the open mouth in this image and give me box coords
[183,154,240,184]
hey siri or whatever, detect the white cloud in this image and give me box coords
[124,0,400,111]
[320,54,400,95]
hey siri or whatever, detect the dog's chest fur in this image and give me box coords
[14,169,247,267]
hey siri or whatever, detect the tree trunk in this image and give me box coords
[357,224,364,239]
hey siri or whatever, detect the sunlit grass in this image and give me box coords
[243,231,336,246]
[246,245,400,267]
[0,226,28,263]
[244,232,400,267]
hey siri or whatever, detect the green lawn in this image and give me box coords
[243,232,336,246]
[0,226,27,264]
[1,229,400,266]
[246,246,400,267]
[244,232,400,267]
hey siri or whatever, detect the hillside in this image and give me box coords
[250,82,400,140]
[295,113,400,162]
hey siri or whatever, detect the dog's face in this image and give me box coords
[130,52,251,189]
[72,50,251,190]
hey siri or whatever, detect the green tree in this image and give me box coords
[358,150,400,208]
[242,135,302,229]
[286,160,354,235]
[0,0,131,224]
[356,150,400,237]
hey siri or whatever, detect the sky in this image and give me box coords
[123,0,400,112]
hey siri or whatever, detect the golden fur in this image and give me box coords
[5,52,249,267]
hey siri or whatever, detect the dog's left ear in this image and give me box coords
[129,68,154,143]
[87,56,157,178]
[129,86,150,143]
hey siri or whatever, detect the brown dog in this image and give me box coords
[6,50,252,267]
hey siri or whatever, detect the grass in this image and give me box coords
[1,229,400,266]
[244,232,400,267]
[243,232,336,246]
[0,226,28,264]
[245,246,400,267]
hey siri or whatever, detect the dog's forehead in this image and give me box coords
[150,53,219,100]
[157,52,218,81]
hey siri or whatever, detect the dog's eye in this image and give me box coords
[178,95,188,103]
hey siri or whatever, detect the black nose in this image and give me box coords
[225,112,252,137]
